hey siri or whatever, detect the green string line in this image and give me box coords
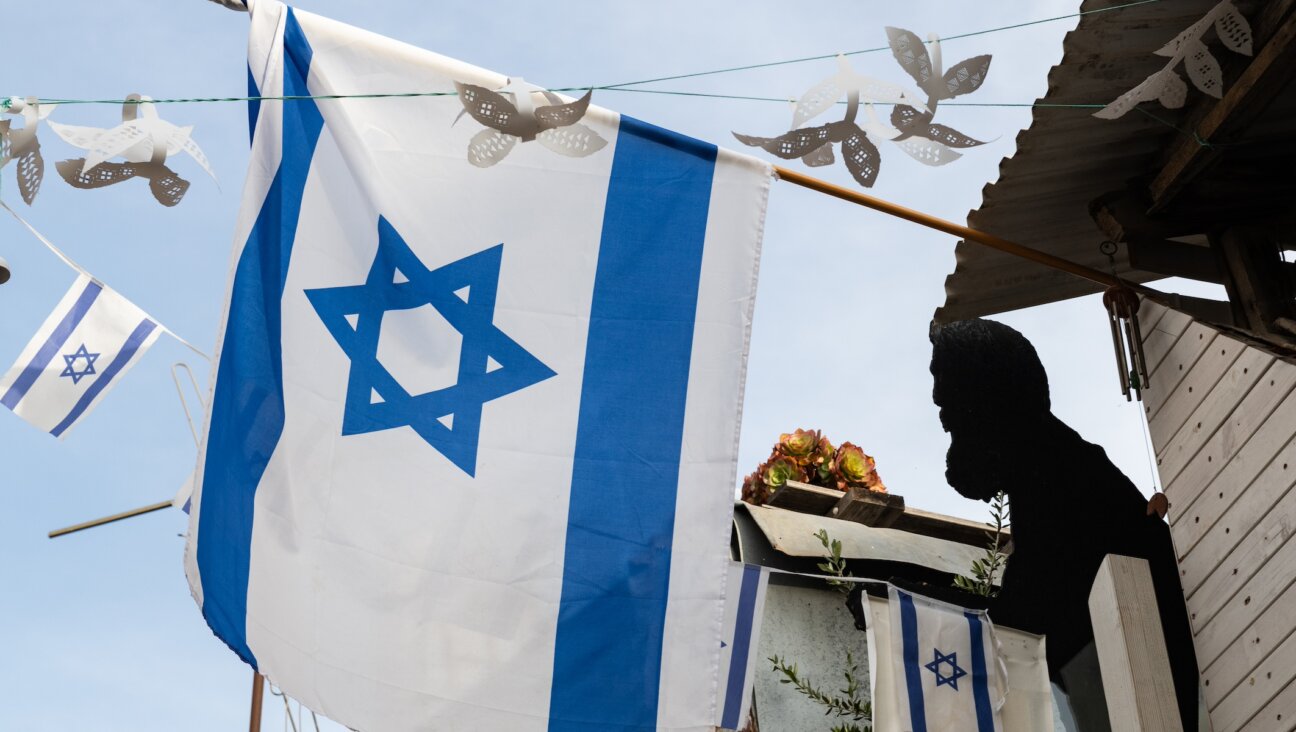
[600,88,1109,109]
[14,88,1199,144]
[8,0,1206,146]
[18,87,1113,111]
[587,0,1164,90]
[20,0,1162,107]
[35,91,459,106]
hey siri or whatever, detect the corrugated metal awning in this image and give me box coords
[935,0,1223,323]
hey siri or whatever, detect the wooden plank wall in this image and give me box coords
[1139,301,1296,732]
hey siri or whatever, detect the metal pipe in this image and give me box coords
[773,166,1172,303]
[1107,310,1131,400]
[47,500,173,539]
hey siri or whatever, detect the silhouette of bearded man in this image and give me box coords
[930,318,1198,730]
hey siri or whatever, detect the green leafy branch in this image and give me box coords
[953,489,1011,597]
[814,529,854,595]
[769,650,872,732]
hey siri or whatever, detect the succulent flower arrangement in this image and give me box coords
[741,428,886,506]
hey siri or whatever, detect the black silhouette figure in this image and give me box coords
[930,318,1198,730]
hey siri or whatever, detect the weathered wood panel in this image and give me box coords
[1192,530,1296,668]
[1146,322,1218,422]
[1138,298,1171,336]
[1163,364,1296,531]
[1186,483,1296,634]
[1155,347,1274,487]
[1149,334,1246,453]
[1200,578,1296,721]
[1141,304,1296,732]
[1179,437,1296,591]
[1246,679,1296,732]
[1141,305,1194,377]
[1210,624,1296,731]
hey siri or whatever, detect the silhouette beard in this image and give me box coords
[944,431,1013,502]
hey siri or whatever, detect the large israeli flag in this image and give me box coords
[184,2,770,730]
[0,273,160,437]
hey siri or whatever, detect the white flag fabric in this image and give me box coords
[0,273,160,436]
[869,587,1051,732]
[184,2,770,731]
[716,563,771,731]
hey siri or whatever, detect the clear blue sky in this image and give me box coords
[0,1,1209,728]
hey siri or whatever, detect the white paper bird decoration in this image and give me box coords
[1095,0,1253,120]
[734,28,992,188]
[48,94,216,207]
[1,96,58,205]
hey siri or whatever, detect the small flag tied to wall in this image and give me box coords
[0,273,160,437]
[888,585,1006,732]
[185,2,771,730]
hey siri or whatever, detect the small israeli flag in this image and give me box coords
[0,274,160,437]
[889,585,1005,732]
[716,563,771,731]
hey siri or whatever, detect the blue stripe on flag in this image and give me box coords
[965,611,995,732]
[247,65,261,146]
[50,318,157,437]
[721,564,762,730]
[898,590,928,732]
[548,116,717,731]
[1,280,102,410]
[196,8,324,669]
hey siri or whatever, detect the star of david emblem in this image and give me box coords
[60,344,100,384]
[924,648,967,691]
[305,216,556,477]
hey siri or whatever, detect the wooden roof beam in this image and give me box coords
[1149,2,1296,212]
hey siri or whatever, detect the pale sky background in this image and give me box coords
[0,1,1216,729]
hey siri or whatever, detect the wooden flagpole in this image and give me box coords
[773,165,1170,305]
[249,672,265,732]
[47,500,173,538]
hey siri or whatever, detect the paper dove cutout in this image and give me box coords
[48,93,215,207]
[1096,0,1252,120]
[734,30,991,188]
[454,78,607,167]
[1,97,58,205]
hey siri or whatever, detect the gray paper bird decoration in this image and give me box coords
[734,28,992,188]
[1096,0,1252,119]
[48,94,216,207]
[1,97,58,205]
[454,78,607,167]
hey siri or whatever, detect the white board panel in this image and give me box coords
[1179,436,1296,590]
[1210,625,1296,731]
[1186,483,1296,622]
[1143,307,1194,377]
[1146,323,1219,422]
[1156,348,1273,487]
[1190,529,1296,667]
[1138,300,1168,333]
[1165,363,1296,531]
[1245,677,1296,732]
[1150,335,1246,453]
[1201,576,1296,714]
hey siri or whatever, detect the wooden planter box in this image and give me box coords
[766,480,905,526]
[764,479,1008,549]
